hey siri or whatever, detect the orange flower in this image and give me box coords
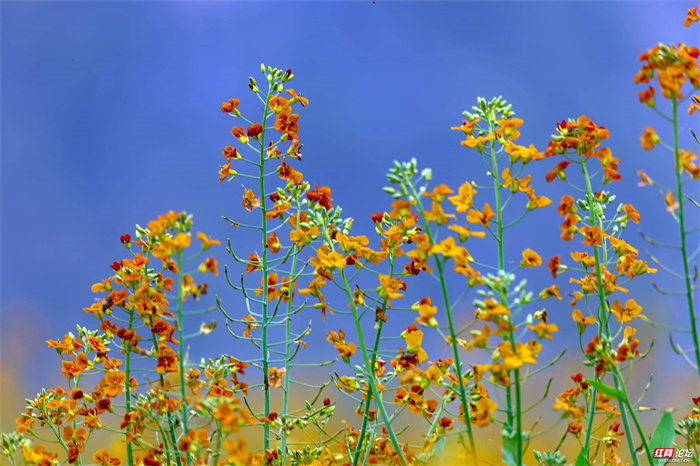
[198,257,219,276]
[255,273,279,301]
[495,118,523,141]
[61,352,89,378]
[422,184,454,203]
[197,232,221,250]
[310,245,346,271]
[306,184,333,210]
[691,95,700,115]
[290,225,319,248]
[546,161,571,183]
[413,297,438,328]
[268,96,290,114]
[15,412,34,434]
[623,204,640,224]
[547,255,562,278]
[685,6,699,27]
[268,367,286,388]
[219,160,236,183]
[610,299,646,323]
[451,116,480,136]
[638,85,656,107]
[557,195,575,216]
[580,225,605,246]
[221,98,240,115]
[539,285,561,301]
[278,160,303,185]
[520,249,542,268]
[528,321,558,340]
[466,202,495,227]
[266,232,281,254]
[47,334,83,356]
[223,145,241,160]
[242,188,262,212]
[525,188,552,210]
[103,371,127,398]
[568,421,583,436]
[245,253,262,273]
[502,168,531,193]
[274,106,300,140]
[448,224,486,242]
[377,274,407,307]
[503,141,543,164]
[469,395,497,427]
[231,126,248,144]
[640,126,659,150]
[462,324,491,350]
[461,132,495,152]
[285,89,309,107]
[424,200,457,226]
[665,190,679,213]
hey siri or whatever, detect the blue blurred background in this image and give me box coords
[2,0,699,461]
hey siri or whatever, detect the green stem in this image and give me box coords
[176,251,191,466]
[351,249,395,466]
[488,133,522,466]
[612,366,653,465]
[672,97,700,384]
[259,84,274,452]
[340,270,408,466]
[151,332,183,466]
[407,183,479,464]
[281,206,300,462]
[125,309,135,466]
[578,153,638,466]
[582,386,597,458]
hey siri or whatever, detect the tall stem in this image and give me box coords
[259,86,274,452]
[578,154,638,466]
[672,97,700,384]
[351,249,395,466]
[176,251,191,465]
[487,136,522,466]
[281,216,300,462]
[407,183,479,464]
[340,270,408,466]
[125,309,134,466]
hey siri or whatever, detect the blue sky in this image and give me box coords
[2,1,699,429]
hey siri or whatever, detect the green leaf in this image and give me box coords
[649,411,675,464]
[585,379,625,400]
[575,449,589,466]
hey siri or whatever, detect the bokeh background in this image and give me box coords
[2,1,700,464]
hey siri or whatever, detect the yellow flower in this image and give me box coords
[539,285,561,300]
[469,395,497,427]
[521,249,542,268]
[572,309,596,333]
[196,232,221,250]
[413,297,438,328]
[198,257,219,276]
[447,181,477,213]
[448,224,486,242]
[463,324,490,350]
[610,299,646,323]
[527,321,558,341]
[496,117,523,140]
